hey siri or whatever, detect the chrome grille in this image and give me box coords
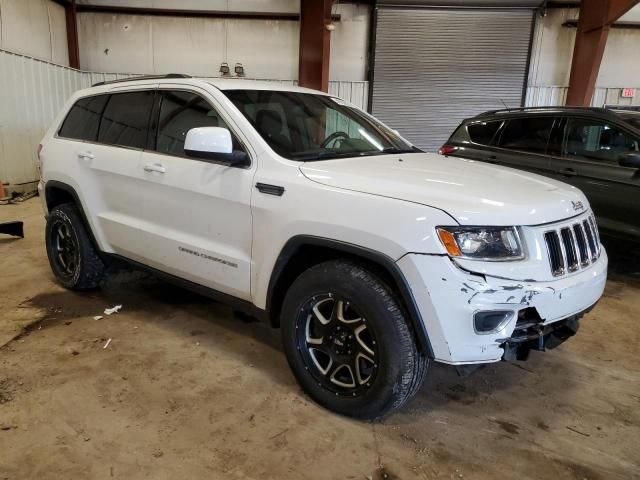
[544,214,601,277]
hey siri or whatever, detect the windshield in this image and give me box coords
[223,90,419,161]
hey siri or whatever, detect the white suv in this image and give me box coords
[38,75,608,418]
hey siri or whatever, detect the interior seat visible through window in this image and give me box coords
[155,90,242,157]
[564,118,639,162]
[255,109,292,153]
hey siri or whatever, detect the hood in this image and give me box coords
[300,152,589,226]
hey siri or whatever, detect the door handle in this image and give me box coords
[486,155,498,164]
[77,151,94,160]
[561,168,577,177]
[143,163,166,174]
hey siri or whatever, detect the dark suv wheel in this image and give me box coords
[45,203,106,290]
[281,260,428,419]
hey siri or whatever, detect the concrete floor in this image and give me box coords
[1,198,639,480]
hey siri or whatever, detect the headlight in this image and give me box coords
[436,226,524,261]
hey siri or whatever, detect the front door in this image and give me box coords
[490,116,558,177]
[549,116,640,238]
[135,86,255,300]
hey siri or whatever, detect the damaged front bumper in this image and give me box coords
[397,249,607,364]
[500,305,591,361]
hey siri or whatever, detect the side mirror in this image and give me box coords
[184,127,248,166]
[619,152,640,169]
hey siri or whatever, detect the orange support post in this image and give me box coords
[566,0,639,106]
[298,0,333,92]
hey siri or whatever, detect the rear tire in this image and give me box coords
[45,203,105,290]
[281,260,428,419]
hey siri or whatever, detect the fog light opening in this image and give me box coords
[474,310,514,334]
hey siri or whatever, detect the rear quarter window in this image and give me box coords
[467,120,502,145]
[58,95,109,141]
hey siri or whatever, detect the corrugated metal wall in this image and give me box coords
[526,85,640,108]
[0,49,369,188]
[0,49,137,187]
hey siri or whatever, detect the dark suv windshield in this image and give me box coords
[223,90,418,161]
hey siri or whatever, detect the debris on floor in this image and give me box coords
[103,338,112,349]
[0,190,37,205]
[93,315,103,321]
[104,305,122,315]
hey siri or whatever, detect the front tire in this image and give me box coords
[281,260,428,419]
[45,203,106,290]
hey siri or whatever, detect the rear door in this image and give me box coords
[490,116,558,176]
[55,87,157,253]
[549,116,640,237]
[86,88,158,253]
[135,85,255,300]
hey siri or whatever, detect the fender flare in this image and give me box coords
[44,180,102,252]
[266,235,435,358]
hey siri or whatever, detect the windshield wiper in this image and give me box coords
[294,151,358,161]
[379,146,422,154]
[294,146,421,162]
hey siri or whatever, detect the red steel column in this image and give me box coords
[566,0,639,106]
[298,0,333,92]
[65,0,80,69]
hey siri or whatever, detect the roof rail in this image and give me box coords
[478,106,609,116]
[91,73,191,87]
[605,104,640,112]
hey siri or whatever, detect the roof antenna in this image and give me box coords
[499,98,510,110]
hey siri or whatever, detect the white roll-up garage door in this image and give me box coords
[370,7,535,152]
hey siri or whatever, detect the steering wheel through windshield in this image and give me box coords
[321,131,349,148]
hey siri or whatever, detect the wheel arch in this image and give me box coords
[266,235,434,358]
[44,180,101,252]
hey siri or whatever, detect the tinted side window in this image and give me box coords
[98,91,154,149]
[565,118,639,162]
[466,120,502,145]
[156,90,236,157]
[498,117,555,154]
[546,117,564,156]
[58,95,109,141]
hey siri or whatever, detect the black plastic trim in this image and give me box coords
[266,235,435,357]
[184,149,250,167]
[255,183,285,196]
[92,73,191,87]
[44,181,102,253]
[104,254,268,321]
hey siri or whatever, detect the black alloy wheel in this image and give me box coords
[296,293,378,397]
[45,203,106,289]
[281,260,428,419]
[50,220,79,280]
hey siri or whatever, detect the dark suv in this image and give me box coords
[441,107,640,239]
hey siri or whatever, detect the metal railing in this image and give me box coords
[526,85,640,108]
